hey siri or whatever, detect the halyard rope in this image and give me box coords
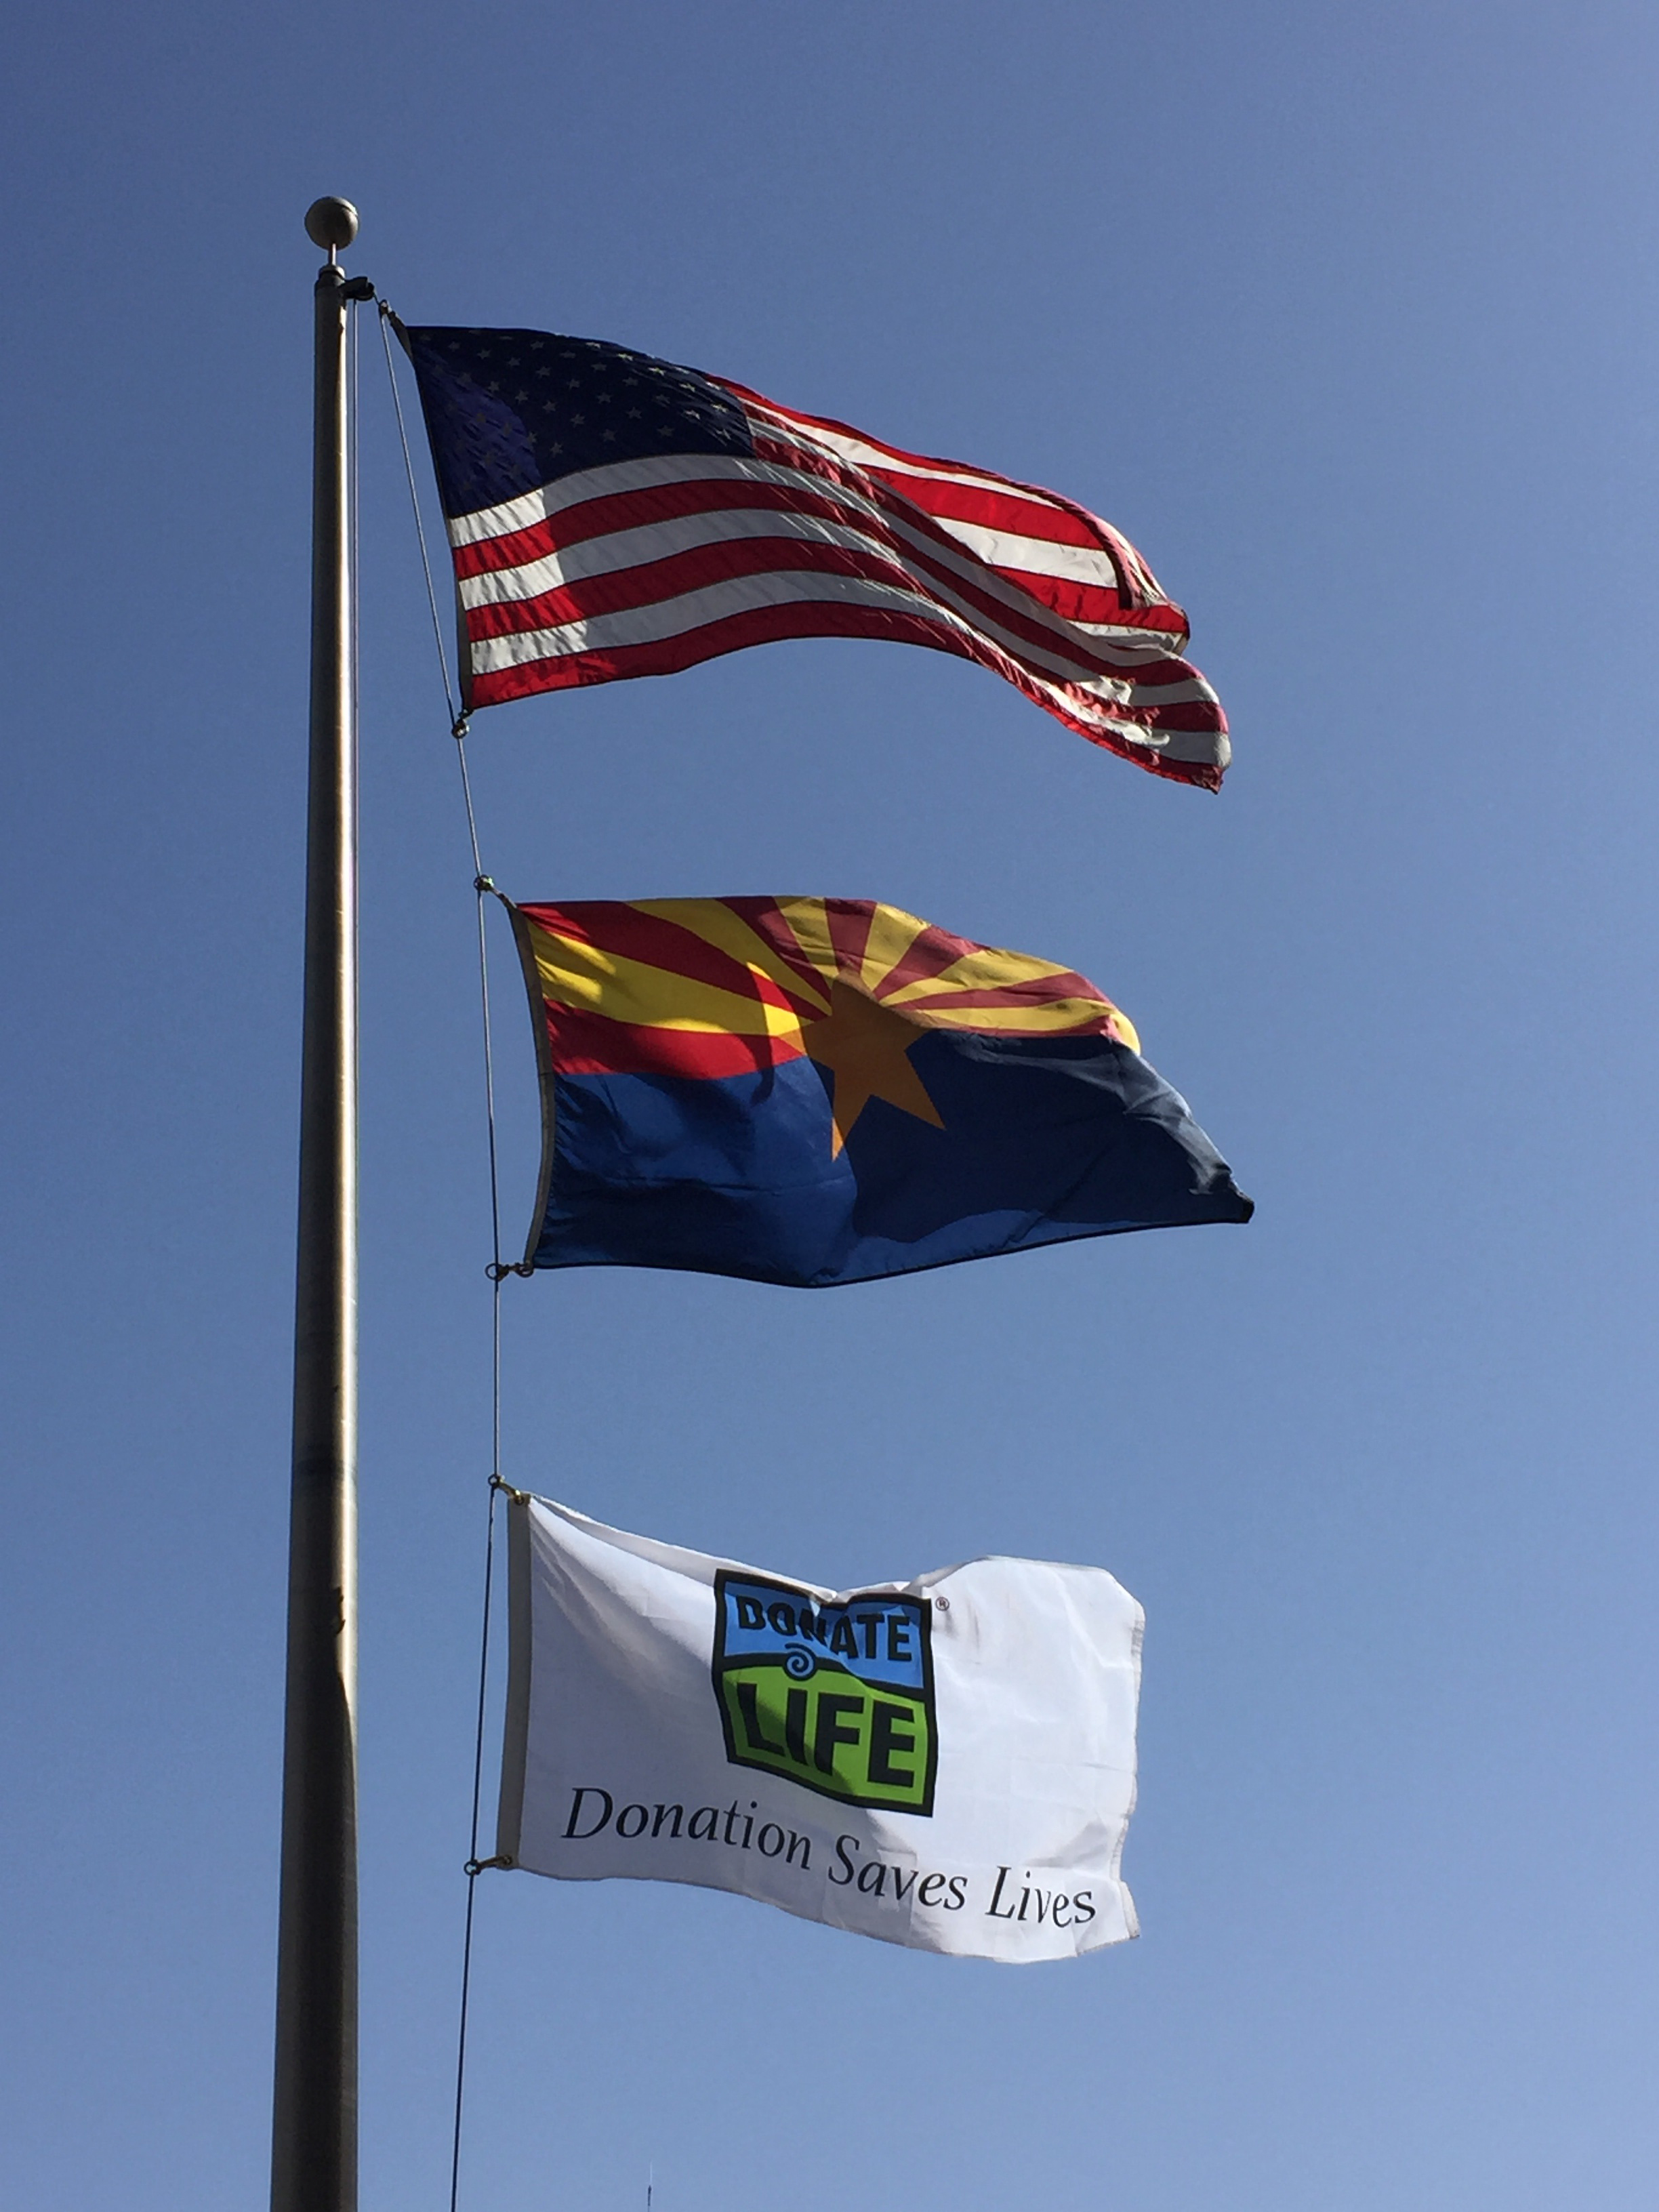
[378,305,506,2212]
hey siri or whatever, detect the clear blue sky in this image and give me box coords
[3,3,1656,2206]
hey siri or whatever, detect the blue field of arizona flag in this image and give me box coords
[508,896,1250,1289]
[401,323,1230,790]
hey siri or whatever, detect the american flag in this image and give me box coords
[401,324,1229,790]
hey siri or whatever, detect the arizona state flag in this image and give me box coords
[508,897,1250,1288]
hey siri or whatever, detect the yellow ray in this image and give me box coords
[856,902,932,994]
[772,898,838,989]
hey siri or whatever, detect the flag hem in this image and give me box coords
[493,1494,533,1865]
[506,897,562,1271]
[526,1201,1252,1290]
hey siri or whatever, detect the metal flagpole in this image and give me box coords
[272,195,371,2212]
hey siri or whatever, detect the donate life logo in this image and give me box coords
[712,1572,938,1816]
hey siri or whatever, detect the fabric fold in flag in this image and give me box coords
[507,894,1251,1288]
[495,1493,1145,1961]
[399,321,1230,789]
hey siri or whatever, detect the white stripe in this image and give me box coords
[1070,617,1188,651]
[928,518,1125,592]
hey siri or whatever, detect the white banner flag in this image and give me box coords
[495,1495,1143,1962]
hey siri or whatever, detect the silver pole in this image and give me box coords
[272,194,365,2212]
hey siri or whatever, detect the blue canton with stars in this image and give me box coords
[400,325,756,520]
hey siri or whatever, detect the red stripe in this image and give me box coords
[470,600,1225,790]
[996,571,1183,635]
[863,472,1111,554]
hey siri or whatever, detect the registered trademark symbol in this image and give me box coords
[934,1595,950,1611]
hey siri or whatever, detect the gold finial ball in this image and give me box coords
[304,197,359,251]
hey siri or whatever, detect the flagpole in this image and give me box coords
[272,195,368,2212]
